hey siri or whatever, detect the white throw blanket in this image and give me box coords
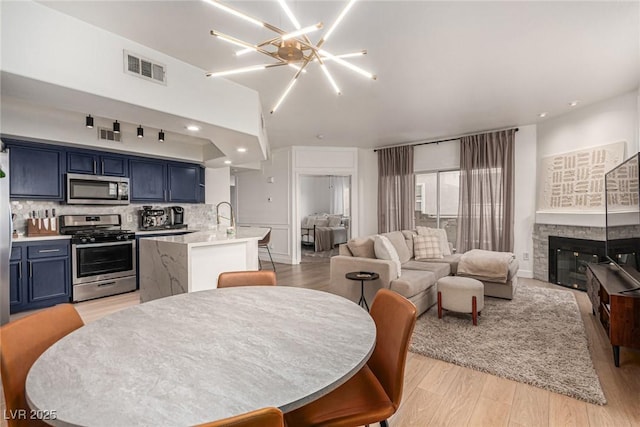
[457,249,515,283]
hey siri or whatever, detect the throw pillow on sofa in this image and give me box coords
[374,235,402,278]
[414,234,443,259]
[416,226,452,256]
[347,237,376,258]
[327,215,342,227]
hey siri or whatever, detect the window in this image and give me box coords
[415,184,424,212]
[415,170,460,247]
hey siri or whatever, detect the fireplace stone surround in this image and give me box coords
[532,223,605,282]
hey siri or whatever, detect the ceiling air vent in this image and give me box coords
[124,50,166,85]
[98,127,122,142]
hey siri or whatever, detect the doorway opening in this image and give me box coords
[299,175,351,263]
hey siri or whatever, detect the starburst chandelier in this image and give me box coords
[203,0,376,113]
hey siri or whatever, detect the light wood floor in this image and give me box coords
[7,261,640,427]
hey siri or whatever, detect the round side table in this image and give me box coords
[345,271,380,311]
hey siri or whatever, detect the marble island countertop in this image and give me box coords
[141,227,269,247]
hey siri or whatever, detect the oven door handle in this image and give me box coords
[73,241,135,249]
[97,281,118,287]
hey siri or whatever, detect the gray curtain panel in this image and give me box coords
[377,145,415,233]
[456,129,516,252]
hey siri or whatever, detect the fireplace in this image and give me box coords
[548,236,605,291]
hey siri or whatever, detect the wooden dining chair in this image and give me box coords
[284,289,417,427]
[258,228,276,271]
[195,407,284,427]
[217,270,277,288]
[0,304,84,427]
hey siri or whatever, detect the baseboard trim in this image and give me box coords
[517,270,534,279]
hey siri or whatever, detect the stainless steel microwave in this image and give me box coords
[66,173,130,205]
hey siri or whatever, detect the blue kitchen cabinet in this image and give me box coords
[68,150,128,177]
[197,166,206,203]
[6,141,66,200]
[168,163,199,202]
[131,158,204,203]
[28,257,70,303]
[130,158,167,202]
[9,240,71,314]
[9,246,24,311]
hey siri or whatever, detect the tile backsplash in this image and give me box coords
[10,201,218,235]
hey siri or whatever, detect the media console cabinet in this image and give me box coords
[586,263,640,367]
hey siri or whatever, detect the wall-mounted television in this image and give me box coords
[605,152,640,293]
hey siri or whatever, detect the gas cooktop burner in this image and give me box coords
[64,228,136,244]
[59,214,136,244]
[67,229,133,236]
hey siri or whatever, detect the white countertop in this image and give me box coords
[12,235,71,242]
[135,228,196,236]
[142,227,269,247]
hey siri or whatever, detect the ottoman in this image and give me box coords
[437,276,484,326]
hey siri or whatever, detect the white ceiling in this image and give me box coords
[35,1,640,149]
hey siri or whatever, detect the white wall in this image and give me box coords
[299,176,331,219]
[536,90,639,226]
[358,148,378,236]
[236,149,291,264]
[1,1,260,138]
[1,99,204,162]
[205,167,230,207]
[513,125,537,277]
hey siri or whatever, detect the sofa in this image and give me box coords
[329,230,519,316]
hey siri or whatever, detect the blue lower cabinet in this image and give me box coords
[28,258,70,304]
[9,240,71,314]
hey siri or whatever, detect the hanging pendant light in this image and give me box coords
[85,115,94,128]
[158,130,165,142]
[137,125,144,138]
[113,120,120,134]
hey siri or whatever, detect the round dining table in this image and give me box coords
[26,286,376,426]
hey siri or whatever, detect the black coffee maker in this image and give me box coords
[170,206,185,226]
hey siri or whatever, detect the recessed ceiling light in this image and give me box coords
[187,125,200,131]
[539,112,547,118]
[316,134,325,140]
[237,147,247,153]
[569,101,579,107]
[224,160,232,164]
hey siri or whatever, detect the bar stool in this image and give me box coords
[258,228,276,271]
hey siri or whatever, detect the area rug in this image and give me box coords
[409,283,607,405]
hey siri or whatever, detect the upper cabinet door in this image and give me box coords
[130,159,167,202]
[67,151,98,175]
[9,144,65,200]
[68,151,128,177]
[100,155,128,177]
[197,166,206,203]
[168,164,199,203]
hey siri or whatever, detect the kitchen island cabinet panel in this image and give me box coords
[7,143,65,200]
[130,159,167,202]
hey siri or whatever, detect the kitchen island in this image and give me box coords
[139,227,269,302]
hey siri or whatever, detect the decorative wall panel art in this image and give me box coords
[539,141,625,211]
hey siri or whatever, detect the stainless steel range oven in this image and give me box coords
[60,214,136,302]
